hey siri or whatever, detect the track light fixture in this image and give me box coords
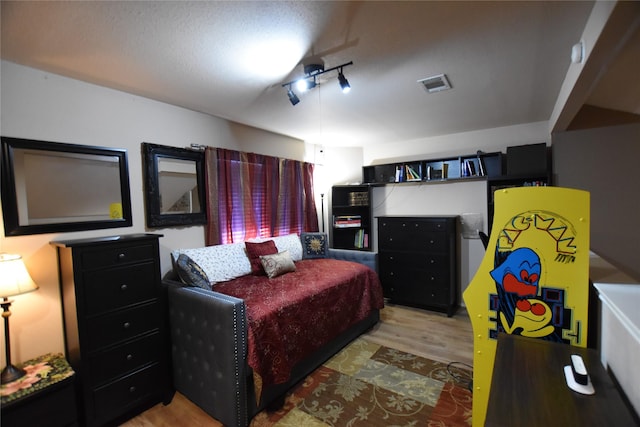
[338,71,351,93]
[286,87,300,106]
[282,61,353,105]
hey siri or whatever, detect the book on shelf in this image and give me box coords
[405,164,422,181]
[395,165,404,182]
[353,229,368,249]
[477,155,486,176]
[462,159,477,177]
[333,215,362,228]
[348,191,369,206]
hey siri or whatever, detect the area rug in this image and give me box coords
[251,338,473,426]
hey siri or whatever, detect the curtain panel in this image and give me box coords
[205,147,319,246]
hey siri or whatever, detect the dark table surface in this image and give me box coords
[485,333,639,426]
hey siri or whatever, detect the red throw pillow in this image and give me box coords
[245,240,278,275]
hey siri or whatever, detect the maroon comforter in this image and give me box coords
[214,258,384,394]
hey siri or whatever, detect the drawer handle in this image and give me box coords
[123,322,131,329]
[120,284,128,292]
[129,386,136,393]
[126,354,133,361]
[118,253,126,261]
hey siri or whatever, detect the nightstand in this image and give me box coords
[0,353,77,427]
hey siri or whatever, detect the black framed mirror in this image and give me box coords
[142,143,206,228]
[1,136,133,236]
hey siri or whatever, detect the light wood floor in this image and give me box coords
[121,303,474,426]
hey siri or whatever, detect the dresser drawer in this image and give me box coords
[379,252,449,269]
[83,262,157,315]
[380,265,450,289]
[89,332,163,386]
[379,229,448,252]
[379,217,449,233]
[87,302,160,351]
[93,363,163,422]
[80,242,156,270]
[393,281,450,307]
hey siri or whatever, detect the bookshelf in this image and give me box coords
[363,151,503,184]
[330,185,372,251]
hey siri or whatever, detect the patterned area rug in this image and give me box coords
[251,338,473,426]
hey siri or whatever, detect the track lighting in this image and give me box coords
[338,71,351,93]
[282,61,353,105]
[287,87,300,106]
[296,76,317,92]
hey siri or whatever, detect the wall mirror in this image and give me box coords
[142,142,206,228]
[1,136,133,236]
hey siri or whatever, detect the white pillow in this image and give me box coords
[172,242,252,284]
[246,233,303,261]
[271,233,303,261]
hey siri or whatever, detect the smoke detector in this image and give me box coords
[418,74,452,93]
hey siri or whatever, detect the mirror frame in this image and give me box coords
[1,136,133,236]
[142,142,206,228]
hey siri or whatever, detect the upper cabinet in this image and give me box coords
[487,143,552,233]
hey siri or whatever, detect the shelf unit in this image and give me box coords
[362,151,503,185]
[330,184,373,251]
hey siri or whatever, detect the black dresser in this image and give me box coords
[378,216,458,316]
[52,234,172,426]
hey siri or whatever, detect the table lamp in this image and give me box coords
[0,253,39,384]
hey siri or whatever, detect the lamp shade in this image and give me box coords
[0,254,39,298]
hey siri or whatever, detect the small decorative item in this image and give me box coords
[109,202,123,219]
[0,353,74,401]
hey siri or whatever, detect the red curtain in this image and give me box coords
[205,147,319,245]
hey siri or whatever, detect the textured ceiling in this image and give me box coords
[0,1,615,147]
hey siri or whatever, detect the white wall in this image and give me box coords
[0,61,305,365]
[364,121,550,165]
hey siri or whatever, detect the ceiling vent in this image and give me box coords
[418,74,452,93]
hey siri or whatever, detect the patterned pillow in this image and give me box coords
[175,254,211,290]
[260,250,297,278]
[301,232,328,259]
[245,240,278,275]
[271,233,303,261]
[172,242,252,284]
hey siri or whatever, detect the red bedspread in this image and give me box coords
[214,258,384,392]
